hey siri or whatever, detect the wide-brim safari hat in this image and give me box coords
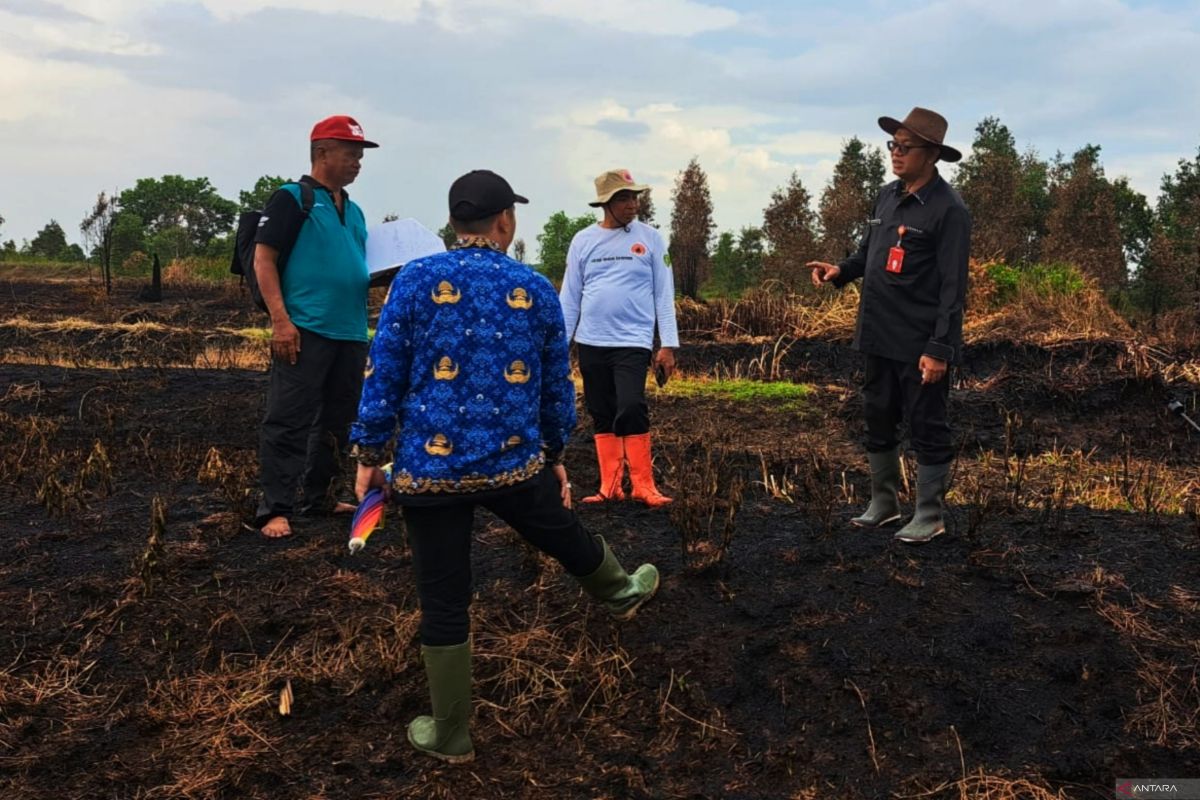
[878,107,962,163]
[589,169,650,206]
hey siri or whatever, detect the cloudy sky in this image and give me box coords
[1,0,1198,254]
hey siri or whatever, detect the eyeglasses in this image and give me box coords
[886,140,935,156]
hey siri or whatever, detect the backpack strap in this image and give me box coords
[296,175,317,218]
[273,178,318,275]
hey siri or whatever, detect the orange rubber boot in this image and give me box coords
[581,433,626,503]
[624,433,672,507]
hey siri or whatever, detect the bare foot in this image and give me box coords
[260,516,292,538]
[332,502,357,515]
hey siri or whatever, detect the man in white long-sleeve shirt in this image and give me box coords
[560,169,679,508]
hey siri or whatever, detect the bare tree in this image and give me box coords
[81,191,118,295]
[513,238,527,263]
[668,158,714,300]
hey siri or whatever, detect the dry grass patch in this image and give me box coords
[677,288,859,341]
[143,657,282,799]
[472,603,639,737]
[950,444,1200,533]
[902,771,1072,799]
[1127,655,1200,752]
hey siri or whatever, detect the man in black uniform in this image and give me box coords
[809,107,971,544]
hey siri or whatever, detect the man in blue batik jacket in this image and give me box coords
[349,170,659,764]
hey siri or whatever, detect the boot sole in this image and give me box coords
[581,495,624,504]
[894,527,945,544]
[850,513,901,528]
[635,499,672,508]
[612,571,661,621]
[413,747,475,764]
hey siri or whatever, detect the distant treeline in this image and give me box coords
[2,117,1197,319]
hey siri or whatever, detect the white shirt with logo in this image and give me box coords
[559,221,679,350]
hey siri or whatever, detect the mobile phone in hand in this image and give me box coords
[654,363,668,387]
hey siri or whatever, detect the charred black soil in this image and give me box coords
[1,279,1197,799]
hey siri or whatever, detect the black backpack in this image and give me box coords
[230,177,316,312]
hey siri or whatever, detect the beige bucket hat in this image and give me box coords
[589,168,650,207]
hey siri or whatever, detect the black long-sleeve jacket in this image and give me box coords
[834,172,972,364]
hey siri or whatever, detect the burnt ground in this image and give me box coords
[1,277,1198,799]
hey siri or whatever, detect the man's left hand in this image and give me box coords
[654,348,676,380]
[919,355,948,385]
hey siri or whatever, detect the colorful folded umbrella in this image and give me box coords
[348,465,391,554]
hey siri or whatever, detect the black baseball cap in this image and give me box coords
[448,170,529,221]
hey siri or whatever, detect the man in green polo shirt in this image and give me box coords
[253,115,378,538]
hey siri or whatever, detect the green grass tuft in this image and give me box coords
[662,378,812,411]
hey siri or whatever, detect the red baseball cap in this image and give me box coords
[310,115,379,148]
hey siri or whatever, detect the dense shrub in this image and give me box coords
[163,256,231,284]
[985,262,1086,306]
[118,251,151,277]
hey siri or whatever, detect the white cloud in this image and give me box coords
[1,0,1198,253]
[190,0,423,23]
[476,0,738,37]
[88,0,741,35]
[537,99,854,241]
[0,6,160,57]
[0,45,136,124]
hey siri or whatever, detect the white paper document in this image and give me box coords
[365,218,445,277]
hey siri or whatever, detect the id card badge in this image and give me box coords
[886,224,907,273]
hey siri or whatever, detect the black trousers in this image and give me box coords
[577,344,652,436]
[402,468,605,647]
[256,328,368,524]
[862,353,953,466]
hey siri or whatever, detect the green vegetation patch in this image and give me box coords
[0,261,95,278]
[230,327,272,342]
[662,377,813,411]
[986,262,1086,305]
[231,326,376,342]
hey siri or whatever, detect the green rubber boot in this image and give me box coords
[851,448,902,528]
[895,462,951,544]
[577,537,660,620]
[407,642,475,764]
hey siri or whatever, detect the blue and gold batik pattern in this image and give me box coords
[349,245,576,496]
